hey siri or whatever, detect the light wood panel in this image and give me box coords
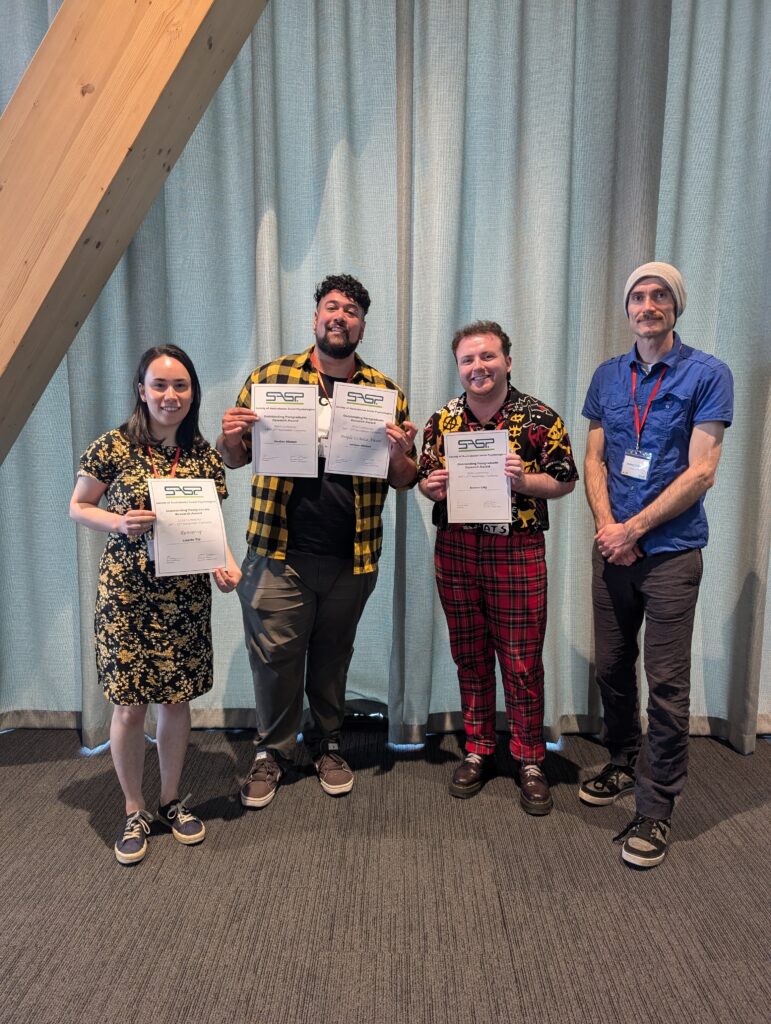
[0,0,268,463]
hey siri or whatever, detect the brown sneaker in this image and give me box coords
[240,750,283,808]
[313,742,354,796]
[518,762,553,816]
[449,752,493,799]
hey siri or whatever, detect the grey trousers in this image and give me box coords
[591,545,703,820]
[238,550,378,763]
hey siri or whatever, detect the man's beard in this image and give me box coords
[316,329,359,360]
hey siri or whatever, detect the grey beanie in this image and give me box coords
[623,262,687,317]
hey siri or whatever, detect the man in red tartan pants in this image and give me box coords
[418,321,578,814]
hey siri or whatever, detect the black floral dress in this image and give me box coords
[78,429,227,705]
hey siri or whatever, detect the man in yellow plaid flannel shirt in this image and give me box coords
[217,275,417,806]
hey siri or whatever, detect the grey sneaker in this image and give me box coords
[114,809,153,865]
[313,742,354,796]
[615,814,671,868]
[240,750,283,808]
[157,793,205,845]
[579,762,635,805]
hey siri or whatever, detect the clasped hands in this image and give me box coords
[595,522,643,565]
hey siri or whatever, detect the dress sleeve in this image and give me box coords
[78,431,121,486]
[211,448,228,501]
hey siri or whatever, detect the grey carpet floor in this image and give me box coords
[0,726,769,1024]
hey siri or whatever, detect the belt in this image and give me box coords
[461,523,513,536]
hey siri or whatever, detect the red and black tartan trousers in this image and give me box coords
[434,527,547,764]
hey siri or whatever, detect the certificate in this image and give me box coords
[251,384,318,478]
[147,478,228,577]
[325,382,397,479]
[444,431,512,524]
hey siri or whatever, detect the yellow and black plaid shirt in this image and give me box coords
[236,347,414,574]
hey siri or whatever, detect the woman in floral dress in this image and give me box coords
[70,345,240,865]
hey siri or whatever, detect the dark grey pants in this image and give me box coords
[238,550,378,764]
[591,545,703,819]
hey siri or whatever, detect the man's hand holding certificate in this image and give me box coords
[147,478,228,577]
[444,430,512,524]
[326,382,398,479]
[251,384,318,478]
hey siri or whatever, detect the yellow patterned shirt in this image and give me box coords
[235,347,413,573]
[418,385,578,532]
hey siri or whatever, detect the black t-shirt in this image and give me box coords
[286,374,356,558]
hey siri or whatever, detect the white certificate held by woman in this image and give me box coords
[147,478,228,577]
[325,382,397,479]
[444,431,512,524]
[251,384,318,478]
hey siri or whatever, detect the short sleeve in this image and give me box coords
[78,431,122,486]
[581,366,604,422]
[418,414,442,480]
[235,373,255,410]
[198,444,228,500]
[694,360,734,428]
[539,413,579,483]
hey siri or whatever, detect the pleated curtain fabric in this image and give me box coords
[0,0,768,750]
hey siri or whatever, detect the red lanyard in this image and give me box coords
[631,366,666,447]
[311,347,356,403]
[147,446,181,478]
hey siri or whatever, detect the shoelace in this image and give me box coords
[167,793,195,823]
[593,763,631,787]
[464,753,485,766]
[613,814,668,844]
[249,758,280,781]
[521,764,545,781]
[317,751,347,771]
[122,810,152,841]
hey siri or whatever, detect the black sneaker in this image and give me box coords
[579,762,635,805]
[614,814,671,868]
[157,793,205,845]
[240,750,283,808]
[313,742,354,796]
[114,809,153,865]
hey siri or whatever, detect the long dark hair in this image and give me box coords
[122,345,205,449]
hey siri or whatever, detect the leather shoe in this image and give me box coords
[518,762,553,815]
[449,752,493,798]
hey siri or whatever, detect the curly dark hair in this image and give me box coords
[314,274,371,314]
[451,320,511,358]
[122,344,205,449]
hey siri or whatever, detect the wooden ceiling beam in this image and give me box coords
[0,0,268,463]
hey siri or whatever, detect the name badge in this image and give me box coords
[621,448,652,480]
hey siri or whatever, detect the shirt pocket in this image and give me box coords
[603,394,635,436]
[645,390,693,445]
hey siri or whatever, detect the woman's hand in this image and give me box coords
[213,565,241,593]
[116,509,156,537]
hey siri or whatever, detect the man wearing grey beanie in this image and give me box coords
[579,262,733,868]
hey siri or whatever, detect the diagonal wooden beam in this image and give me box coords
[0,0,268,463]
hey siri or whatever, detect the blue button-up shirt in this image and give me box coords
[582,334,733,555]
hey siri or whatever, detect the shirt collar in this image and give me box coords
[626,332,682,371]
[461,383,519,424]
[301,345,369,379]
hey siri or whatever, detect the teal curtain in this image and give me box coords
[1,0,768,751]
